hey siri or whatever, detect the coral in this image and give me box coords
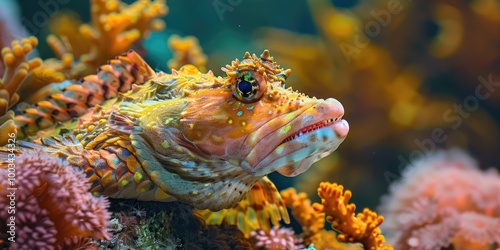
[0,0,30,76]
[280,185,385,250]
[0,37,42,115]
[167,35,207,72]
[280,187,325,244]
[379,149,500,250]
[0,148,110,249]
[43,0,168,80]
[313,182,393,250]
[251,226,305,250]
[0,111,16,146]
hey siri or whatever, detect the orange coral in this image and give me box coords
[280,186,366,250]
[167,35,207,72]
[312,182,393,250]
[280,187,325,244]
[18,0,168,103]
[0,37,42,115]
[0,37,48,145]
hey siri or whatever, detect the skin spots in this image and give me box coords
[211,134,223,143]
[247,105,254,111]
[161,140,169,148]
[275,144,285,155]
[134,172,143,182]
[165,117,175,125]
[241,121,247,126]
[237,110,243,116]
[281,124,292,134]
[228,119,233,124]
[119,179,129,187]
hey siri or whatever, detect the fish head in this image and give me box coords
[178,50,349,177]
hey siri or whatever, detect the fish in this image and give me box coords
[17,49,348,227]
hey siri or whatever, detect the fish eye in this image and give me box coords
[232,71,266,102]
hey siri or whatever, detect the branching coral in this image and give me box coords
[280,188,325,244]
[0,37,42,115]
[167,34,207,72]
[0,37,45,145]
[312,182,392,250]
[280,184,386,250]
[42,0,168,81]
[379,149,500,250]
[0,148,110,249]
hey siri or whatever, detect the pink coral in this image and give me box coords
[0,148,110,249]
[379,149,500,250]
[251,226,305,250]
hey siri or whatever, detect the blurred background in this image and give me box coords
[9,0,500,210]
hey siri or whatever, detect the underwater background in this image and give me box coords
[1,0,500,249]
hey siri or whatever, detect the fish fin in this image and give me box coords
[195,176,290,237]
[108,110,142,134]
[39,134,83,156]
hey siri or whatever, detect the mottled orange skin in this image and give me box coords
[178,51,348,177]
[179,76,310,158]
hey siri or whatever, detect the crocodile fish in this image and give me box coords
[20,50,349,215]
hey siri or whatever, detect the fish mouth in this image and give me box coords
[240,98,348,176]
[280,117,343,145]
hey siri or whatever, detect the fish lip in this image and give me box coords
[240,98,347,175]
[279,117,347,145]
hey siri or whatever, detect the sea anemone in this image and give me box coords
[0,148,110,249]
[379,149,500,249]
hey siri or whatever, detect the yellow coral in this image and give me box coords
[0,37,44,145]
[168,35,207,72]
[79,0,167,68]
[21,0,168,102]
[312,182,393,250]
